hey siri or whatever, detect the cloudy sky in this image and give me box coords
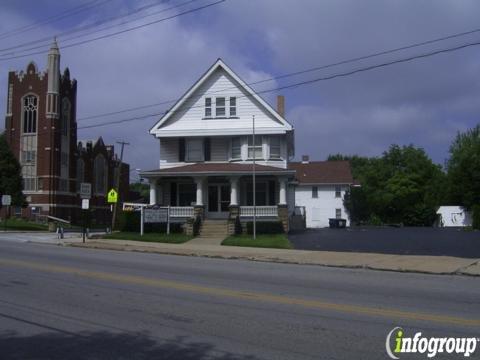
[1,0,480,178]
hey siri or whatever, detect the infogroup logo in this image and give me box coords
[385,327,479,359]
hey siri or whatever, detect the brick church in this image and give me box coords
[3,39,129,224]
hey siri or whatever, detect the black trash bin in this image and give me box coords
[329,218,347,228]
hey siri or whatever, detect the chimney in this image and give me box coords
[277,95,285,118]
[302,155,309,164]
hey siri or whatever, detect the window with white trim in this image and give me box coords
[336,208,342,219]
[229,97,236,116]
[21,150,36,164]
[186,138,203,161]
[269,137,281,159]
[335,185,341,198]
[231,137,241,159]
[23,177,37,191]
[23,95,38,133]
[205,97,212,117]
[248,136,262,159]
[312,186,318,198]
[216,97,226,117]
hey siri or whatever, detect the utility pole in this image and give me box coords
[111,140,129,230]
[252,115,256,240]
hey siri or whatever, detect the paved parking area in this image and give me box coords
[289,227,480,258]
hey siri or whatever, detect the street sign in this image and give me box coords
[107,189,118,203]
[144,208,168,223]
[1,195,11,206]
[80,183,92,199]
[81,199,89,210]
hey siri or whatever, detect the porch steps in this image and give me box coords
[198,219,229,239]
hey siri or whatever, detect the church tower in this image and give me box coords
[4,38,77,220]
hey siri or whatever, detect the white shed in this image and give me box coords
[436,206,472,227]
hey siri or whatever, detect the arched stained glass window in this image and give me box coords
[23,95,38,133]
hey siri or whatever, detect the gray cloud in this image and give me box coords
[1,0,480,172]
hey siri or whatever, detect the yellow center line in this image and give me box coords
[1,258,479,327]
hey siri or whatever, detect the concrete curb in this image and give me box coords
[66,240,480,277]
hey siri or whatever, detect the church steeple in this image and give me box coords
[46,37,60,118]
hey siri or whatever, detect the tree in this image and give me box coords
[446,124,480,209]
[129,182,149,202]
[0,132,25,207]
[330,145,446,226]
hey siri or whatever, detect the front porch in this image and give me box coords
[141,163,295,232]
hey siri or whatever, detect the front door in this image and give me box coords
[207,184,230,218]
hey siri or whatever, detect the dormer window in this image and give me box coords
[229,97,236,116]
[205,98,212,117]
[216,97,226,117]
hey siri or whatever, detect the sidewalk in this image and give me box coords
[66,238,480,276]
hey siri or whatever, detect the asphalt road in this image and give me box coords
[289,227,480,258]
[0,240,479,360]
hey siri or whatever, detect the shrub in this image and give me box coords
[246,221,284,234]
[472,205,480,230]
[193,215,202,236]
[234,215,242,235]
[119,211,140,232]
[367,214,382,226]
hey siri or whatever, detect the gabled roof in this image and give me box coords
[149,58,293,135]
[288,161,354,184]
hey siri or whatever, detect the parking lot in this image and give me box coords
[289,227,480,258]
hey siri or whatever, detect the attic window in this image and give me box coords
[205,98,212,117]
[216,97,226,116]
[229,97,236,116]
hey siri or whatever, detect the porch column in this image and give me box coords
[279,177,287,205]
[230,176,239,206]
[194,177,205,206]
[149,179,157,205]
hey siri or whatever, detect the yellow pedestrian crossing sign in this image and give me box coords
[107,188,118,203]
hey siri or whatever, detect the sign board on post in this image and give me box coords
[107,189,118,203]
[1,195,11,206]
[144,208,168,223]
[81,199,89,210]
[80,183,91,199]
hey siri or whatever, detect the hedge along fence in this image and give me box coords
[246,221,285,234]
[473,205,480,230]
[118,211,183,233]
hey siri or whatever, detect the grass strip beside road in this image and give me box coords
[103,231,192,244]
[1,218,48,231]
[222,234,292,249]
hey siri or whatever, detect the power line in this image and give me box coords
[0,0,226,61]
[0,0,199,56]
[0,0,114,40]
[77,25,480,122]
[76,39,480,131]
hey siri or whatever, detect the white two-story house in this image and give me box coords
[141,59,296,231]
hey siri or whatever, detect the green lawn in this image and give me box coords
[222,234,292,249]
[103,231,192,244]
[1,218,48,231]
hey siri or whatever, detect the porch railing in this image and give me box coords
[169,206,194,218]
[239,206,278,217]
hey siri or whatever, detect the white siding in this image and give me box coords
[295,185,350,228]
[156,68,286,136]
